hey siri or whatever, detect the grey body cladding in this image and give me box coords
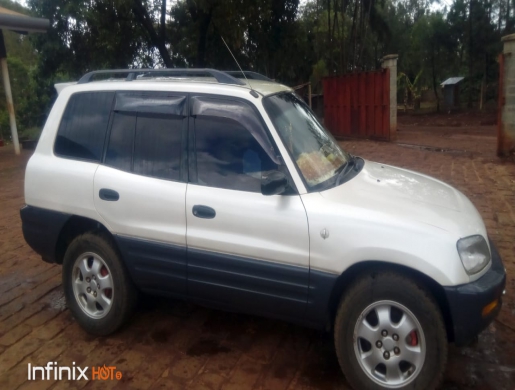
[115,235,188,297]
[116,234,337,329]
[188,247,309,322]
[20,205,338,329]
[20,205,70,263]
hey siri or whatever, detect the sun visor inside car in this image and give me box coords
[114,92,186,116]
[190,96,280,164]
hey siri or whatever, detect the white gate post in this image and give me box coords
[381,54,398,141]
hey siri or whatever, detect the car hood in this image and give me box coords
[319,160,487,237]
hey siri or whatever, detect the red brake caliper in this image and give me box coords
[100,267,112,298]
[409,330,418,346]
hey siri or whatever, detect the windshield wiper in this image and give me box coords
[335,154,358,186]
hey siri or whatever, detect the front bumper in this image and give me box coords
[444,239,506,346]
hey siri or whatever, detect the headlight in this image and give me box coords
[457,235,491,275]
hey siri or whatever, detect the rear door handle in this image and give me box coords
[192,205,216,219]
[99,188,119,201]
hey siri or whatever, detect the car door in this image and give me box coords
[93,91,188,297]
[186,95,310,321]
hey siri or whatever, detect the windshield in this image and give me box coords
[263,92,349,190]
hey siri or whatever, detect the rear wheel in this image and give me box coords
[334,272,447,390]
[63,232,137,336]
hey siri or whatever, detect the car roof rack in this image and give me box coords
[224,70,273,82]
[77,68,246,86]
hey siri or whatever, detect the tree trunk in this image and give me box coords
[357,0,372,69]
[160,0,166,41]
[506,0,511,33]
[327,0,331,70]
[333,0,339,72]
[316,0,320,60]
[327,0,331,43]
[405,81,408,112]
[358,0,364,69]
[349,0,358,69]
[195,8,213,68]
[431,47,440,112]
[480,53,487,110]
[498,2,502,31]
[132,0,173,67]
[468,0,473,108]
[341,0,346,72]
[186,0,215,68]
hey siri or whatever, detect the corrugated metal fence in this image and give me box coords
[323,69,391,141]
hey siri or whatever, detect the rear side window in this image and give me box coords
[105,92,186,181]
[54,92,114,161]
[105,112,134,172]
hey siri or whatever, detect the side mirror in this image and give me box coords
[261,170,288,196]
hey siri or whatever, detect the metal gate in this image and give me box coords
[323,69,390,141]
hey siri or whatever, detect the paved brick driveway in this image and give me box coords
[0,123,514,390]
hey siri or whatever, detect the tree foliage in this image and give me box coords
[0,0,511,138]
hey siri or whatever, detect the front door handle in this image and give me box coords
[99,188,119,201]
[192,205,216,219]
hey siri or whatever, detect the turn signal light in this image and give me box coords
[482,299,499,317]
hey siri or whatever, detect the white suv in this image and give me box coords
[21,69,505,390]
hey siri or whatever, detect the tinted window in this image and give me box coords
[105,92,184,181]
[105,112,135,172]
[133,113,182,180]
[194,108,278,192]
[55,92,114,161]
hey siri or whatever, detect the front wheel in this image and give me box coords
[334,272,447,390]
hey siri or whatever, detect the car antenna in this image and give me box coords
[221,36,259,98]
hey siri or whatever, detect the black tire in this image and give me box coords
[334,272,447,390]
[62,232,138,336]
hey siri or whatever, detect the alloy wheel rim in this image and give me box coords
[353,300,426,388]
[72,252,114,319]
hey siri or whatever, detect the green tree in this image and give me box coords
[411,12,455,110]
[11,0,510,124]
[0,1,40,138]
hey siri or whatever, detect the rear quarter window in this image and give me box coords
[54,92,115,161]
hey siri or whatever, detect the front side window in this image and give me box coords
[192,97,279,193]
[263,93,349,190]
[54,92,115,161]
[105,92,185,181]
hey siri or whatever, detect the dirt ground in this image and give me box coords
[397,110,498,157]
[0,111,514,390]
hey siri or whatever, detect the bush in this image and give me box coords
[18,126,41,140]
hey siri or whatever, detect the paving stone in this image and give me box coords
[0,125,514,390]
[220,356,263,390]
[0,323,32,346]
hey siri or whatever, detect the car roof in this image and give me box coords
[56,74,292,98]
